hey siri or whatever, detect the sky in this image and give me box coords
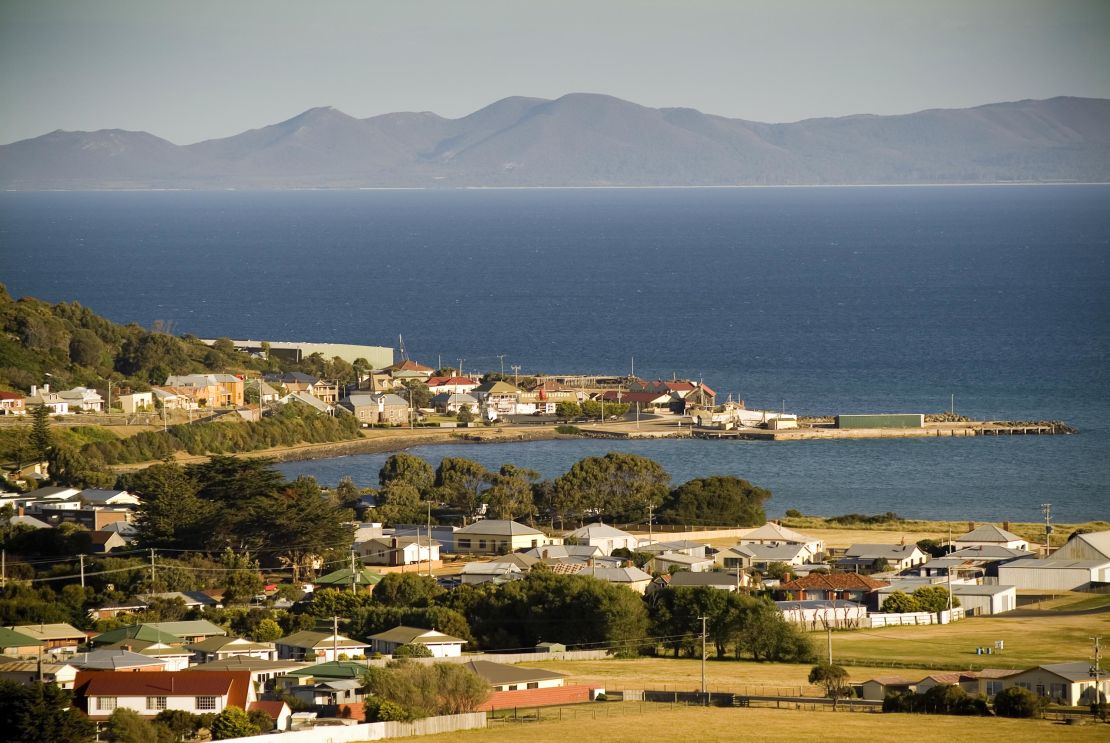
[2,0,1109,145]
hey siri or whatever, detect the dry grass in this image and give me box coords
[521,658,931,696]
[412,705,1107,743]
[780,516,1110,550]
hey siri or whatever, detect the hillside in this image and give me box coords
[2,95,1108,189]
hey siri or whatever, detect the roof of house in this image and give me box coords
[8,514,52,529]
[524,544,602,560]
[249,700,290,718]
[1067,531,1110,561]
[472,381,522,395]
[1008,662,1110,683]
[729,543,811,561]
[387,360,434,373]
[285,660,374,679]
[456,519,545,537]
[187,657,307,673]
[427,377,478,387]
[636,540,707,554]
[187,636,275,654]
[431,392,479,404]
[0,391,24,400]
[653,552,713,566]
[948,583,1015,596]
[280,391,332,413]
[0,660,75,675]
[368,626,466,646]
[775,600,865,611]
[460,561,524,576]
[668,571,745,588]
[313,567,383,587]
[843,544,922,560]
[0,626,44,648]
[742,522,818,544]
[565,523,636,541]
[10,623,86,642]
[277,631,367,650]
[575,566,653,583]
[862,675,916,686]
[956,525,1025,543]
[946,545,1032,560]
[69,648,167,670]
[92,620,225,645]
[779,573,889,592]
[75,670,251,708]
[462,660,568,686]
[88,531,124,546]
[998,558,1110,570]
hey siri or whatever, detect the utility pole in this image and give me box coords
[1041,503,1053,556]
[427,501,434,579]
[699,615,708,704]
[457,359,465,378]
[827,626,833,664]
[511,365,521,386]
[332,615,339,662]
[79,554,86,589]
[497,355,506,376]
[350,551,357,594]
[149,548,156,591]
[1,549,5,588]
[647,504,654,544]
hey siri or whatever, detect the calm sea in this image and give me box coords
[2,186,1108,521]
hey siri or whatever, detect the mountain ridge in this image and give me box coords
[2,94,1108,189]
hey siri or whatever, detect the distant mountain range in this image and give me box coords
[3,94,1109,189]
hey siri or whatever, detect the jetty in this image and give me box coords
[692,421,1068,441]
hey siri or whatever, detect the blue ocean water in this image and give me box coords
[1,186,1108,521]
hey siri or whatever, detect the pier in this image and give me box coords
[692,422,1067,441]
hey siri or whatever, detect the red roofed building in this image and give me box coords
[426,376,479,395]
[776,572,889,604]
[73,670,254,719]
[249,700,292,731]
[0,390,26,415]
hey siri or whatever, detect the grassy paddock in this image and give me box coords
[829,610,1110,669]
[522,658,935,695]
[780,516,1109,549]
[414,704,1107,743]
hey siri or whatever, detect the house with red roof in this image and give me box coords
[73,670,254,719]
[776,572,889,605]
[0,391,26,415]
[249,700,292,731]
[426,376,479,395]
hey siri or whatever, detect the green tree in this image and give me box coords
[400,379,433,410]
[658,476,770,526]
[253,618,284,642]
[555,401,581,419]
[376,481,428,526]
[455,406,474,423]
[379,453,435,495]
[246,708,274,733]
[434,457,491,518]
[484,465,538,520]
[808,663,851,710]
[0,680,97,743]
[993,686,1044,718]
[553,452,670,523]
[393,642,434,658]
[105,708,162,742]
[29,404,52,462]
[220,548,264,605]
[373,573,444,608]
[153,709,201,741]
[69,328,106,367]
[210,706,259,740]
[911,585,958,613]
[362,659,488,719]
[880,591,921,613]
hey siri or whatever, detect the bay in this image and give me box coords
[2,185,1108,522]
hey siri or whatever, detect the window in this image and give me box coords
[527,682,539,689]
[457,539,471,549]
[986,681,1004,697]
[478,540,487,550]
[508,685,518,691]
[96,697,117,711]
[146,696,167,711]
[196,696,218,711]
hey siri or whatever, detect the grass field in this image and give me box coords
[522,658,935,696]
[409,704,1108,743]
[829,609,1110,669]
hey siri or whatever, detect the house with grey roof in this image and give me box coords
[573,565,654,593]
[367,626,466,657]
[666,570,752,591]
[68,648,168,672]
[739,523,825,560]
[999,662,1110,706]
[77,489,140,507]
[459,560,526,585]
[431,392,480,415]
[462,660,567,691]
[57,387,104,412]
[954,524,1029,551]
[636,540,708,558]
[835,543,927,572]
[652,551,715,574]
[338,392,409,424]
[564,523,639,555]
[719,542,812,569]
[454,519,561,555]
[278,391,333,415]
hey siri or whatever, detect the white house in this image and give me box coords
[954,524,1029,552]
[77,489,140,507]
[454,520,561,555]
[367,626,466,658]
[356,536,440,566]
[775,599,868,629]
[275,631,368,663]
[652,551,715,573]
[837,543,927,572]
[719,542,812,569]
[0,660,78,689]
[75,670,254,719]
[1000,662,1110,706]
[25,386,69,415]
[739,523,825,561]
[57,387,104,412]
[462,660,567,691]
[459,560,527,585]
[565,523,639,556]
[118,392,153,414]
[426,377,480,396]
[186,636,277,663]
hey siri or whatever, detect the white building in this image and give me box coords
[76,670,255,719]
[367,626,465,658]
[119,392,153,414]
[564,523,639,556]
[954,524,1029,552]
[739,523,825,561]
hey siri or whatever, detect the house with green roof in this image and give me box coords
[368,626,466,658]
[274,631,369,664]
[312,567,383,591]
[91,620,226,647]
[0,626,44,658]
[186,636,277,663]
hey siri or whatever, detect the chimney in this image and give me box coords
[1003,521,1010,531]
[43,384,49,394]
[30,385,37,397]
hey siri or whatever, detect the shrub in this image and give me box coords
[993,686,1043,718]
[555,425,582,435]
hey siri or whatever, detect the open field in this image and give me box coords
[829,609,1110,669]
[780,516,1109,549]
[408,704,1108,743]
[522,658,935,696]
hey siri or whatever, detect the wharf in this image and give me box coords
[693,422,1066,441]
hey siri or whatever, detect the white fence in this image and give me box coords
[867,608,965,628]
[222,712,486,743]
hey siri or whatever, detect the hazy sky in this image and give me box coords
[2,0,1108,145]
